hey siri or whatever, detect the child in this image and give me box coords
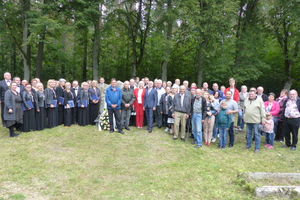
[216,102,232,148]
[262,113,275,149]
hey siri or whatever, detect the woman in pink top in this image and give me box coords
[264,93,280,138]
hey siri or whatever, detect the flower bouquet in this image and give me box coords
[95,109,110,131]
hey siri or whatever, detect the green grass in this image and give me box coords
[0,125,299,200]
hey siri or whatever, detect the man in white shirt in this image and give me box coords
[155,79,165,128]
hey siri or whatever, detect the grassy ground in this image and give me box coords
[0,125,299,200]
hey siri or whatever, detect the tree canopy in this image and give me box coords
[0,0,299,93]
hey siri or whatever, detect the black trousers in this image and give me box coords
[162,114,169,128]
[108,109,122,131]
[284,118,300,147]
[154,106,163,127]
[275,120,284,141]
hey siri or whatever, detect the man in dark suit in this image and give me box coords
[13,77,24,94]
[257,86,268,102]
[71,80,80,124]
[144,81,158,133]
[0,72,12,125]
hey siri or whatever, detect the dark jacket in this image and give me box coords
[64,90,75,107]
[78,89,90,107]
[88,87,101,103]
[36,91,46,109]
[160,93,172,115]
[0,80,10,102]
[4,90,23,121]
[260,93,268,102]
[191,96,207,119]
[71,87,81,106]
[204,101,218,118]
[172,92,192,115]
[45,88,57,108]
[216,108,232,128]
[55,86,65,105]
[144,88,158,109]
[122,88,135,109]
[21,90,37,110]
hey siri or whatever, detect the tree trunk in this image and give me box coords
[35,0,48,79]
[11,42,17,75]
[82,27,88,81]
[234,0,259,68]
[161,0,173,81]
[92,5,102,80]
[195,46,204,86]
[21,0,31,81]
[36,31,45,79]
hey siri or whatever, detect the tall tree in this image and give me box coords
[266,0,300,89]
[21,0,31,80]
[161,0,174,81]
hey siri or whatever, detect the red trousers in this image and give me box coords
[135,103,144,127]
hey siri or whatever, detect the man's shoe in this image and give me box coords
[173,137,178,140]
[148,129,152,133]
[119,130,125,134]
[211,138,216,143]
[109,130,114,133]
[291,147,296,151]
[254,149,260,153]
[125,127,130,131]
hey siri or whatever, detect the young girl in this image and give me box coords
[263,113,275,149]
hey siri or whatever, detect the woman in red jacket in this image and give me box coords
[134,81,146,128]
[225,78,240,102]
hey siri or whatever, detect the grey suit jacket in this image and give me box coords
[172,93,192,115]
[4,90,23,121]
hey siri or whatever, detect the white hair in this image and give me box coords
[138,81,145,87]
[241,85,247,90]
[180,85,186,90]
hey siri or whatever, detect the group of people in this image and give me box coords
[0,72,299,152]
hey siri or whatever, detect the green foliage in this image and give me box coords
[0,0,299,91]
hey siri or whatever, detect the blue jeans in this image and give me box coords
[229,122,234,147]
[192,113,203,146]
[146,108,154,130]
[264,132,275,146]
[219,127,228,148]
[246,123,261,150]
[238,109,245,129]
[213,122,218,139]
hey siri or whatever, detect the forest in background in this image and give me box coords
[0,0,299,94]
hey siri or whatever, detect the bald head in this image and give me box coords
[289,89,298,100]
